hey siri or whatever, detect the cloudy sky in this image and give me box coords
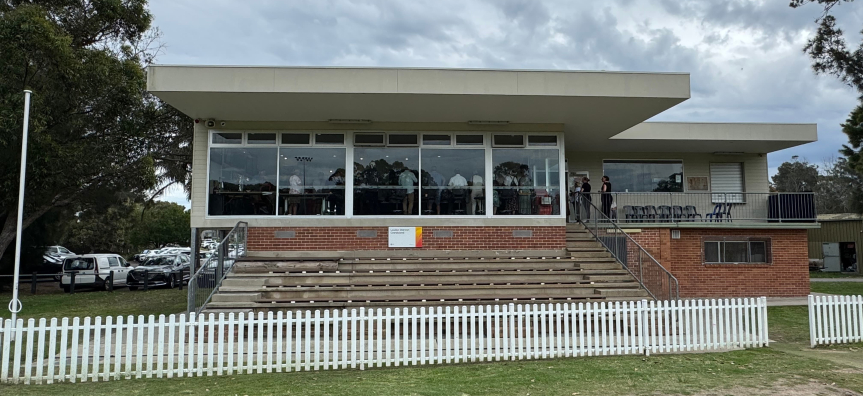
[148,0,862,207]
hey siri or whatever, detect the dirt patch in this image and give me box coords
[689,378,861,396]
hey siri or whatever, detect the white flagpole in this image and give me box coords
[9,90,33,325]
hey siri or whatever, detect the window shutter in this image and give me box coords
[710,163,744,203]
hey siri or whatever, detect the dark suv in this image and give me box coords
[127,254,191,290]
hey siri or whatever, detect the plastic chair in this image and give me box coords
[658,205,672,222]
[644,205,659,221]
[623,206,636,222]
[706,203,724,222]
[672,206,685,222]
[684,205,703,222]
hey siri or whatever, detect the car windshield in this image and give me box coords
[142,256,176,267]
[63,258,95,271]
[58,247,72,254]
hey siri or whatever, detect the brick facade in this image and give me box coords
[247,226,567,251]
[629,228,809,298]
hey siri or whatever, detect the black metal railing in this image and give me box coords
[187,221,248,314]
[578,199,679,300]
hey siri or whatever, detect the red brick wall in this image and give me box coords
[248,226,566,251]
[630,228,809,298]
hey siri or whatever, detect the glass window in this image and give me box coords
[248,133,277,144]
[723,242,749,263]
[354,148,419,215]
[315,133,344,145]
[208,147,278,216]
[456,135,484,146]
[63,257,95,271]
[750,241,767,262]
[282,133,310,145]
[603,161,684,192]
[704,242,720,263]
[388,134,418,146]
[528,135,557,146]
[423,134,451,146]
[107,257,120,267]
[58,247,72,254]
[421,149,485,216]
[703,239,771,263]
[355,133,385,146]
[493,134,525,147]
[278,148,347,216]
[492,148,561,216]
[212,132,242,144]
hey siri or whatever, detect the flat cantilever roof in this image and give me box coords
[147,65,692,148]
[610,122,818,153]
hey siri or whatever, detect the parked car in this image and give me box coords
[195,254,237,288]
[43,245,76,280]
[60,254,132,292]
[127,254,191,290]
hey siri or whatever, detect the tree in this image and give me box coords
[815,157,863,214]
[791,0,863,94]
[130,202,190,250]
[0,1,192,267]
[771,160,819,192]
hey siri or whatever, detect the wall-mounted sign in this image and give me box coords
[388,227,423,248]
[687,176,709,191]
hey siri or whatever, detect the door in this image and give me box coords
[106,256,127,286]
[822,242,842,272]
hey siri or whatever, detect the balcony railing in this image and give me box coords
[570,192,816,224]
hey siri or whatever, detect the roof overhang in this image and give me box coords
[608,122,818,153]
[147,65,691,148]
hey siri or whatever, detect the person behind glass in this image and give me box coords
[469,172,484,215]
[600,175,613,219]
[326,169,345,215]
[287,168,302,215]
[448,169,468,213]
[580,176,592,220]
[398,165,418,215]
[427,166,445,215]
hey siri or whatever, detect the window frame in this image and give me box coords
[601,159,685,193]
[702,236,772,264]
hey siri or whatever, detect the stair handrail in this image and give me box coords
[187,221,248,314]
[577,197,679,300]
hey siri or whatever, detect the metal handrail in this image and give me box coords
[578,197,679,300]
[187,221,248,314]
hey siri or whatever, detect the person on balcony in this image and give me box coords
[601,175,613,219]
[581,176,592,221]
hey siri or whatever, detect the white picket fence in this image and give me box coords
[809,294,863,347]
[0,298,768,384]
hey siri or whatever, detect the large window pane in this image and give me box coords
[278,148,346,215]
[749,241,767,262]
[603,161,684,192]
[421,149,485,215]
[208,148,277,216]
[704,241,720,262]
[723,241,749,263]
[354,148,419,215]
[492,148,560,216]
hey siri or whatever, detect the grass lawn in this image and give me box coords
[810,281,863,296]
[810,271,863,278]
[0,287,187,321]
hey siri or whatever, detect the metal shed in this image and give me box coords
[808,213,862,273]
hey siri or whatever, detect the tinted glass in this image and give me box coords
[64,258,95,271]
[603,161,684,192]
[493,135,524,147]
[315,133,345,144]
[355,134,385,145]
[750,241,767,262]
[107,257,120,267]
[208,147,278,216]
[456,135,483,146]
[421,149,485,216]
[388,134,418,146]
[528,135,557,146]
[704,242,720,262]
[279,147,347,215]
[354,147,419,215]
[423,134,451,146]
[723,241,749,263]
[248,133,277,144]
[282,133,310,145]
[212,133,242,144]
[492,148,561,215]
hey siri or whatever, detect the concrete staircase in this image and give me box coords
[203,224,650,314]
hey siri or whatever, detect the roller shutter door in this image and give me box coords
[710,163,744,202]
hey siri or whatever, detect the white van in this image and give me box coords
[60,254,132,292]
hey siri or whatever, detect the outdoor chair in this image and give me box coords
[684,205,703,222]
[706,203,724,222]
[634,206,649,222]
[671,205,685,222]
[643,205,659,221]
[657,205,672,222]
[623,205,637,222]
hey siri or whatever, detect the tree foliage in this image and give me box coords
[772,157,863,214]
[130,201,190,250]
[0,1,192,267]
[791,0,863,93]
[771,160,819,192]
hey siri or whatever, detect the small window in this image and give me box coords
[248,133,277,144]
[63,258,95,271]
[315,133,344,145]
[423,134,451,146]
[354,133,385,146]
[492,134,525,147]
[281,133,311,145]
[388,134,418,146]
[212,132,242,144]
[703,238,771,264]
[528,135,557,146]
[456,135,484,146]
[107,257,120,267]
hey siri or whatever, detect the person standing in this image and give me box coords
[399,167,418,215]
[600,175,613,219]
[581,176,592,220]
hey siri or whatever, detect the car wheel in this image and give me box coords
[168,275,177,289]
[102,280,111,291]
[54,272,62,282]
[128,286,138,291]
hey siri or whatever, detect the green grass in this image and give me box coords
[0,287,187,321]
[810,271,863,278]
[810,282,863,296]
